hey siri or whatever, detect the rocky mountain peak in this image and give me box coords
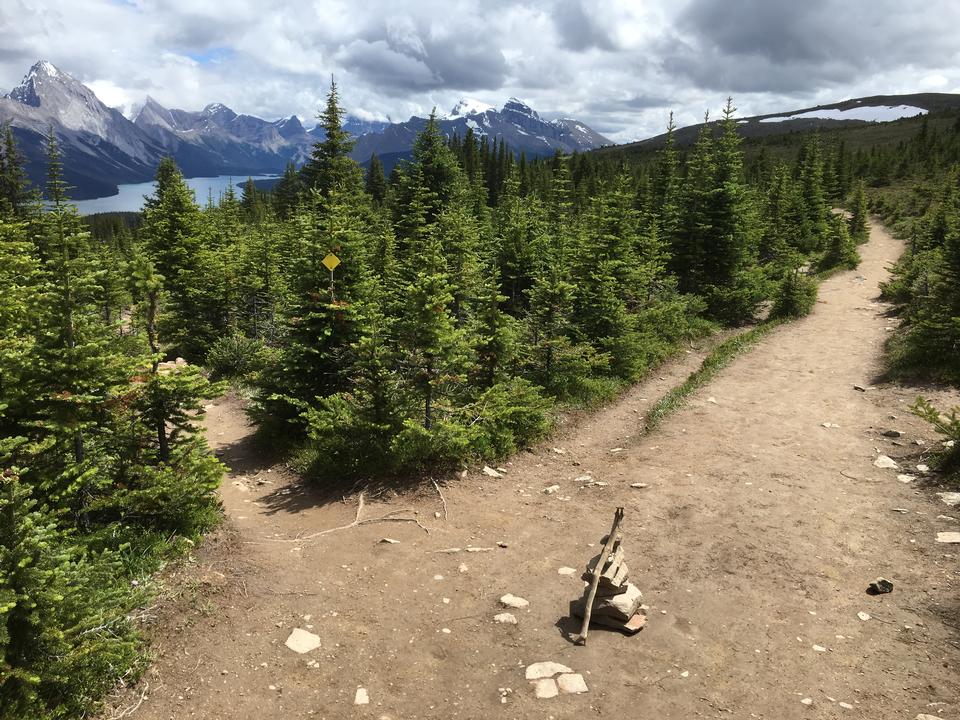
[8,60,76,107]
[502,97,540,120]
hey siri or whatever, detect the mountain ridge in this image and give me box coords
[0,60,611,199]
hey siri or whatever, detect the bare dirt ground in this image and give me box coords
[112,220,959,720]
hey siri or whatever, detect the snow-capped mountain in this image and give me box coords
[0,60,165,197]
[351,97,611,170]
[0,61,610,200]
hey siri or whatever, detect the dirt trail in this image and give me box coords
[122,220,959,720]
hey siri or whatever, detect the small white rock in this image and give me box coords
[284,628,321,654]
[936,531,960,543]
[630,482,649,489]
[558,566,576,575]
[482,465,502,477]
[500,594,529,609]
[556,673,589,694]
[857,611,871,621]
[839,702,853,709]
[532,678,558,699]
[897,474,916,483]
[354,688,369,705]
[525,661,574,680]
[543,485,561,495]
[494,612,518,625]
[917,464,930,472]
[874,455,899,470]
[801,698,813,705]
[812,645,827,652]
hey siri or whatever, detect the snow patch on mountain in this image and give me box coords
[448,98,493,118]
[760,105,927,124]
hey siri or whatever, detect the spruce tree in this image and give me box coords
[301,78,362,197]
[365,153,387,205]
[848,178,869,244]
[0,123,30,219]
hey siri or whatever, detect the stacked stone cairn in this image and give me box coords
[571,532,646,634]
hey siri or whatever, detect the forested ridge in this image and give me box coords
[1,82,958,718]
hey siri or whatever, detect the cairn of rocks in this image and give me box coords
[571,523,646,635]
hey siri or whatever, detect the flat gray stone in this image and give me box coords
[525,661,573,680]
[532,678,558,698]
[557,673,589,694]
[874,455,898,470]
[500,594,529,609]
[937,492,960,506]
[284,628,321,654]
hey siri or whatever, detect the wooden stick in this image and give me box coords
[432,479,448,520]
[265,492,429,542]
[575,506,624,645]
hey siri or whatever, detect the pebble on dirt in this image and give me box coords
[897,474,916,483]
[857,611,871,621]
[935,531,960,543]
[937,492,960,506]
[494,612,518,624]
[500,594,529,609]
[868,577,894,594]
[482,466,502,477]
[874,455,899,470]
[354,688,369,705]
[284,628,321,654]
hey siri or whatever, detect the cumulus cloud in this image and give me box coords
[1,0,959,142]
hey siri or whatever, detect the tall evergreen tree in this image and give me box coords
[301,78,362,197]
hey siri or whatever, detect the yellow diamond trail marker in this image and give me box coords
[322,253,341,271]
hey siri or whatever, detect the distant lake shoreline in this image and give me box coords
[71,174,280,215]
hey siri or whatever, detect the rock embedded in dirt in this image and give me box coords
[378,538,399,544]
[916,715,944,720]
[873,455,899,470]
[857,611,871,621]
[494,612,518,624]
[868,577,894,594]
[897,474,916,483]
[525,661,574,680]
[916,464,930,472]
[482,466,502,478]
[882,429,903,438]
[838,702,854,709]
[822,422,840,428]
[284,628,321,654]
[812,644,827,652]
[558,566,576,575]
[500,594,529,609]
[801,697,813,705]
[354,688,369,705]
[936,531,960,543]
[630,482,649,488]
[543,485,561,494]
[532,678,558,699]
[557,673,589,694]
[937,492,960,506]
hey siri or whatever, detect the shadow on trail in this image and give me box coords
[213,433,277,476]
[256,470,439,517]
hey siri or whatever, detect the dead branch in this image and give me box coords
[264,492,429,542]
[575,506,624,646]
[432,479,448,520]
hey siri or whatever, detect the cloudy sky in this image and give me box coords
[2,0,959,142]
